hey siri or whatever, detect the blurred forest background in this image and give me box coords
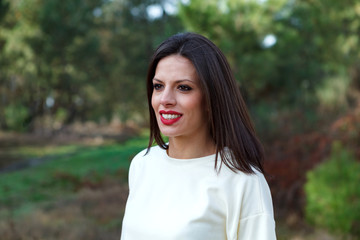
[0,0,359,239]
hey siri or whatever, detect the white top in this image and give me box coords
[121,146,276,240]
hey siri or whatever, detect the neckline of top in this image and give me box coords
[162,148,217,164]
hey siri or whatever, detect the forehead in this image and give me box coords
[154,55,198,81]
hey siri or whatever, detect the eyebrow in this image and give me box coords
[152,78,194,84]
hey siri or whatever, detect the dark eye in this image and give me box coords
[153,83,163,90]
[178,85,192,91]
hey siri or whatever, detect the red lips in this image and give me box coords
[159,110,182,125]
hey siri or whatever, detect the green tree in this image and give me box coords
[178,0,360,107]
[0,0,183,131]
[0,0,40,130]
[0,0,104,130]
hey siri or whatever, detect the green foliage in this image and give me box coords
[178,0,360,111]
[316,74,351,111]
[0,0,183,131]
[4,103,29,131]
[305,142,360,237]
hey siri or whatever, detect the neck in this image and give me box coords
[167,134,216,159]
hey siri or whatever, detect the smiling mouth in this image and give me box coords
[161,114,182,120]
[159,111,182,125]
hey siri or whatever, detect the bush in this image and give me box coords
[4,103,29,131]
[304,142,360,237]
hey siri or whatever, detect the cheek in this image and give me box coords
[151,94,157,110]
[186,94,206,116]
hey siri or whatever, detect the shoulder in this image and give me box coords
[130,145,164,167]
[220,166,274,217]
[218,162,263,185]
[219,150,269,199]
[127,145,165,187]
[241,169,272,207]
[241,169,274,219]
[132,145,164,159]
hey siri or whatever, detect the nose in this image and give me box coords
[160,88,176,107]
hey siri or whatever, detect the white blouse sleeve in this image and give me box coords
[237,213,276,240]
[235,171,277,240]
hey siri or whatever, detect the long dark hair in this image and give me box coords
[146,32,264,174]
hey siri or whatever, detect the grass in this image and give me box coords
[0,136,148,217]
[7,144,82,158]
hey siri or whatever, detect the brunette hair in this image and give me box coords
[146,32,264,174]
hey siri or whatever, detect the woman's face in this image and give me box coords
[151,55,209,141]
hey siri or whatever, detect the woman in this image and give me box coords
[121,32,276,240]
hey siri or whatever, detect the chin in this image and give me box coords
[159,131,177,138]
[158,128,180,138]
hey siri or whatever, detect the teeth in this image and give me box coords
[162,114,181,120]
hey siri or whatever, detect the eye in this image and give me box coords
[153,83,163,90]
[178,85,192,91]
